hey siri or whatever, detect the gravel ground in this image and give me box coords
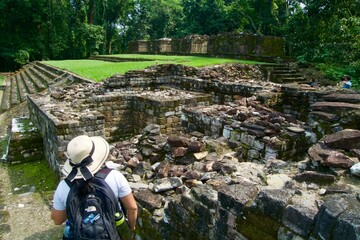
[0,103,63,240]
[0,164,63,240]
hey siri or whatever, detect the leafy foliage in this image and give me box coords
[14,50,29,66]
[0,0,358,87]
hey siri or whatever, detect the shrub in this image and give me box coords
[14,50,29,66]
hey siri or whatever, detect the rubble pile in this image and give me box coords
[183,97,313,162]
[104,124,360,240]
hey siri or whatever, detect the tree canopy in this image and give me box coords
[0,0,359,83]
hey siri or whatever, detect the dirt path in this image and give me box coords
[0,104,63,240]
[0,164,63,240]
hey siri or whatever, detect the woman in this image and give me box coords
[51,135,138,238]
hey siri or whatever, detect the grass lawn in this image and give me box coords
[0,74,4,85]
[43,54,265,82]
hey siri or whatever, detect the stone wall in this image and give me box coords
[207,33,285,58]
[171,35,209,54]
[128,33,285,60]
[6,118,44,164]
[27,85,211,169]
[104,64,268,104]
[27,95,106,171]
[181,101,312,162]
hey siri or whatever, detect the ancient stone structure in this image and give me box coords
[128,33,285,61]
[2,59,360,239]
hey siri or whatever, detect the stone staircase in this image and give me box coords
[0,62,78,113]
[265,63,307,83]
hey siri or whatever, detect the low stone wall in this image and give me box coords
[27,95,105,171]
[6,118,44,164]
[104,64,269,104]
[182,101,312,162]
[128,33,285,61]
[27,85,211,169]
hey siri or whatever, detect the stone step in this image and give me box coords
[281,77,307,82]
[0,79,11,111]
[20,70,37,94]
[272,69,298,73]
[33,63,59,81]
[28,65,51,86]
[15,73,29,102]
[10,76,20,106]
[323,93,360,103]
[23,67,47,91]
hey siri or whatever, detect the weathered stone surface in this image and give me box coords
[254,189,292,221]
[187,141,205,153]
[133,189,163,210]
[153,177,183,193]
[218,181,259,215]
[308,142,356,168]
[324,129,360,150]
[350,163,360,177]
[283,204,316,237]
[167,136,189,147]
[310,111,340,122]
[311,102,360,112]
[333,207,360,240]
[171,147,188,158]
[190,184,218,209]
[323,93,360,103]
[324,151,356,168]
[313,196,349,240]
[293,171,335,184]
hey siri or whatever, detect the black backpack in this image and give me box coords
[65,168,121,240]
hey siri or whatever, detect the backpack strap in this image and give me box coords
[95,167,113,180]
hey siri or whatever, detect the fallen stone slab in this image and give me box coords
[293,171,335,185]
[133,189,163,211]
[323,93,360,103]
[311,102,360,112]
[323,129,360,150]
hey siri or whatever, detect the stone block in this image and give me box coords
[313,196,349,240]
[254,189,292,222]
[282,204,316,237]
[333,208,360,240]
[218,181,259,216]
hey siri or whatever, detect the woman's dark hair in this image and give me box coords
[72,179,94,196]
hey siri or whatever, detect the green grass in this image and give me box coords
[43,54,264,82]
[7,160,59,194]
[0,75,4,85]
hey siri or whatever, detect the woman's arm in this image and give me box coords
[51,209,67,225]
[120,193,138,231]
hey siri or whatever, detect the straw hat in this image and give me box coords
[62,135,110,181]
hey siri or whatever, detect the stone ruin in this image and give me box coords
[5,61,360,239]
[127,33,285,62]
